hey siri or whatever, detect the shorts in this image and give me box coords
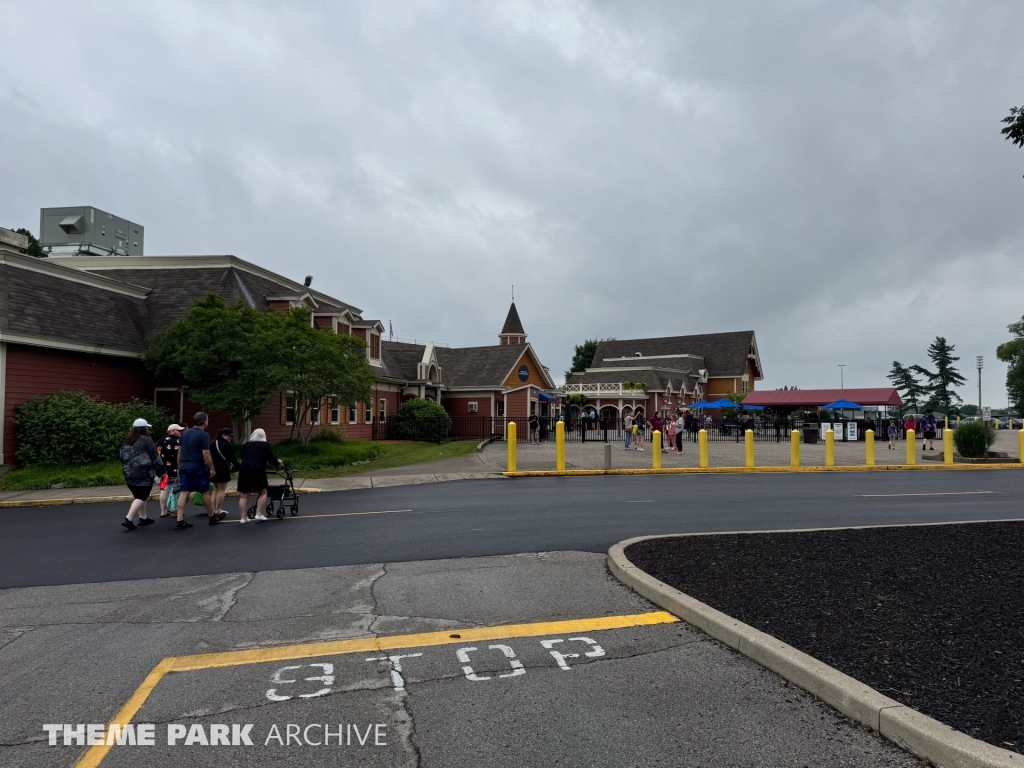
[127,483,153,501]
[923,431,936,440]
[212,468,232,484]
[178,466,211,494]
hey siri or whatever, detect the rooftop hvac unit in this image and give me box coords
[39,206,144,256]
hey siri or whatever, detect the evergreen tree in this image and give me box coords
[914,337,966,414]
[564,338,613,381]
[887,361,928,411]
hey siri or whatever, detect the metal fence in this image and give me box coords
[371,416,940,445]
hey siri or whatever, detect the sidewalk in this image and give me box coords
[0,451,503,507]
[483,429,1023,472]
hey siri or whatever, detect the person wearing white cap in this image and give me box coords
[156,423,184,522]
[118,419,167,531]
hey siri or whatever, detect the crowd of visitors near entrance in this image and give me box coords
[118,411,284,532]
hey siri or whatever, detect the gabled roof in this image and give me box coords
[500,303,526,336]
[436,345,531,388]
[380,341,427,382]
[593,331,760,379]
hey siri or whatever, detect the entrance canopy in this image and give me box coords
[538,391,558,403]
[821,399,863,410]
[741,388,902,408]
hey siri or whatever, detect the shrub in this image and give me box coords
[14,391,171,466]
[952,420,996,458]
[395,398,452,442]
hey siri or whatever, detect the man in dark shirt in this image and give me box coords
[178,411,224,526]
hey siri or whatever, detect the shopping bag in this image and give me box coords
[193,491,204,506]
[168,492,178,512]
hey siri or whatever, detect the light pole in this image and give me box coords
[838,364,846,389]
[977,356,983,413]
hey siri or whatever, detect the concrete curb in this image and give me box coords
[506,463,1024,477]
[608,535,1024,768]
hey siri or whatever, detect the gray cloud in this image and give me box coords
[2,0,1022,405]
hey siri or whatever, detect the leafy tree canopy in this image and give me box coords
[14,228,44,258]
[144,295,286,437]
[915,336,966,414]
[565,338,613,381]
[1002,105,1024,176]
[996,316,1024,410]
[274,308,376,445]
[888,361,929,412]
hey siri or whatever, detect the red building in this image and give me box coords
[0,231,557,464]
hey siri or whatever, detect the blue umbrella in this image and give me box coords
[706,398,762,410]
[821,399,863,410]
[688,400,715,409]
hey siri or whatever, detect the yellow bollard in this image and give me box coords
[865,429,875,467]
[995,418,1000,430]
[944,416,949,430]
[652,431,662,469]
[507,421,517,473]
[906,428,916,465]
[957,415,961,426]
[555,420,565,472]
[698,429,708,468]
[945,428,954,466]
[1018,427,1023,464]
[745,429,754,468]
[825,429,835,467]
[790,430,800,467]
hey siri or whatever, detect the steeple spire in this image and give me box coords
[499,302,527,346]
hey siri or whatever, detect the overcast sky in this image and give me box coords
[3,1,1023,405]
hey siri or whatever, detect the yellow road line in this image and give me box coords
[860,491,995,498]
[230,509,413,522]
[75,611,676,767]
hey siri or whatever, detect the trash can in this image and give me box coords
[802,427,819,444]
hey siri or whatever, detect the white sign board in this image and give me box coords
[847,422,858,441]
[820,423,830,441]
[982,407,992,421]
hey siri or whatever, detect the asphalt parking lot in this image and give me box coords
[2,552,919,768]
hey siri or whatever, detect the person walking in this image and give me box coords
[211,428,240,515]
[649,413,668,452]
[178,412,224,527]
[156,423,183,519]
[903,413,917,445]
[887,419,897,450]
[633,412,644,451]
[623,411,633,450]
[666,416,676,452]
[528,414,540,444]
[237,428,284,523]
[921,412,937,452]
[119,419,167,531]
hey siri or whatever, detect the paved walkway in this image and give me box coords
[488,430,1023,472]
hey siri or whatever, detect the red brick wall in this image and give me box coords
[3,343,153,464]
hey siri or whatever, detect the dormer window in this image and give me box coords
[369,334,381,360]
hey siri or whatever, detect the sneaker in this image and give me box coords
[208,516,220,526]
[239,517,248,525]
[215,512,227,522]
[137,517,155,527]
[174,520,193,530]
[121,519,137,531]
[254,514,268,522]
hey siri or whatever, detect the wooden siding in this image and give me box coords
[502,348,548,388]
[3,343,152,463]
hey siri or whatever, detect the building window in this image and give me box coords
[285,393,295,425]
[370,334,381,359]
[310,400,321,425]
[468,401,478,413]
[379,398,387,420]
[364,402,372,424]
[338,323,351,336]
[349,404,357,424]
[330,396,340,424]
[497,401,505,417]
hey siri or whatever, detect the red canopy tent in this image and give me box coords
[741,388,903,408]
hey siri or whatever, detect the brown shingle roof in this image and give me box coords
[500,303,525,336]
[593,331,758,378]
[436,345,529,388]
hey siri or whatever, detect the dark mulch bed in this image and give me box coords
[626,522,1024,753]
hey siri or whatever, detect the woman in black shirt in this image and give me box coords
[211,428,240,515]
[236,428,283,523]
[156,424,183,518]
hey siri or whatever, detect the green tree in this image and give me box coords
[274,308,375,446]
[887,361,929,411]
[1002,105,1024,175]
[996,316,1024,410]
[144,295,286,438]
[914,337,966,414]
[14,228,44,258]
[564,338,613,381]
